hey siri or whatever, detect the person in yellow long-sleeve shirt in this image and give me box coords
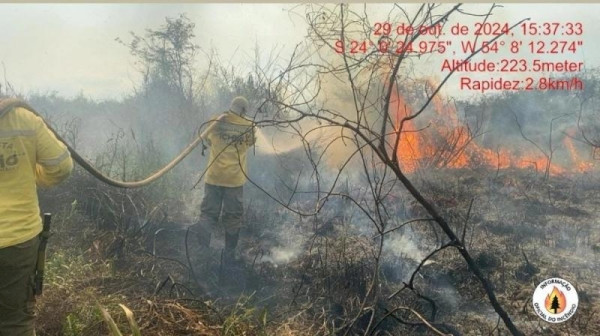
[193,96,255,264]
[0,98,73,335]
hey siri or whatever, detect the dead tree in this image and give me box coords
[235,3,529,335]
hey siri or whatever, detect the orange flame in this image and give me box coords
[390,81,592,175]
[544,286,567,314]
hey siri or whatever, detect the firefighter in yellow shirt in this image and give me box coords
[0,99,73,335]
[194,96,255,263]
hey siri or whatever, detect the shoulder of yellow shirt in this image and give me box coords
[222,111,254,126]
[201,111,253,139]
[0,105,43,130]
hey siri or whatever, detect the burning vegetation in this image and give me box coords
[3,3,599,336]
[391,80,595,177]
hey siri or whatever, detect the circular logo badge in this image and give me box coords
[532,278,578,323]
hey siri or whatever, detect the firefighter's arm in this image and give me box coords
[34,115,73,187]
[199,122,215,145]
[198,121,216,156]
[198,114,227,144]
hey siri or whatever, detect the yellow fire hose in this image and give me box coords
[0,98,203,188]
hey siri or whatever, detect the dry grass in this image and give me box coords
[34,168,600,336]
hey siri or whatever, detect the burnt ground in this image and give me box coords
[34,167,600,335]
[393,168,600,335]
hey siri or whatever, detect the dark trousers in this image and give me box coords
[197,183,244,235]
[0,237,39,336]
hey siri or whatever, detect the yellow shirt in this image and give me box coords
[201,111,255,187]
[0,104,73,248]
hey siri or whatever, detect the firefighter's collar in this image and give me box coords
[226,110,254,123]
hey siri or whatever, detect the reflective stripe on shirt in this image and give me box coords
[38,150,70,166]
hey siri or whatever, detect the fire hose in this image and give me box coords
[0,98,204,188]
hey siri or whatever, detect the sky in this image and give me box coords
[0,3,307,99]
[0,3,598,100]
